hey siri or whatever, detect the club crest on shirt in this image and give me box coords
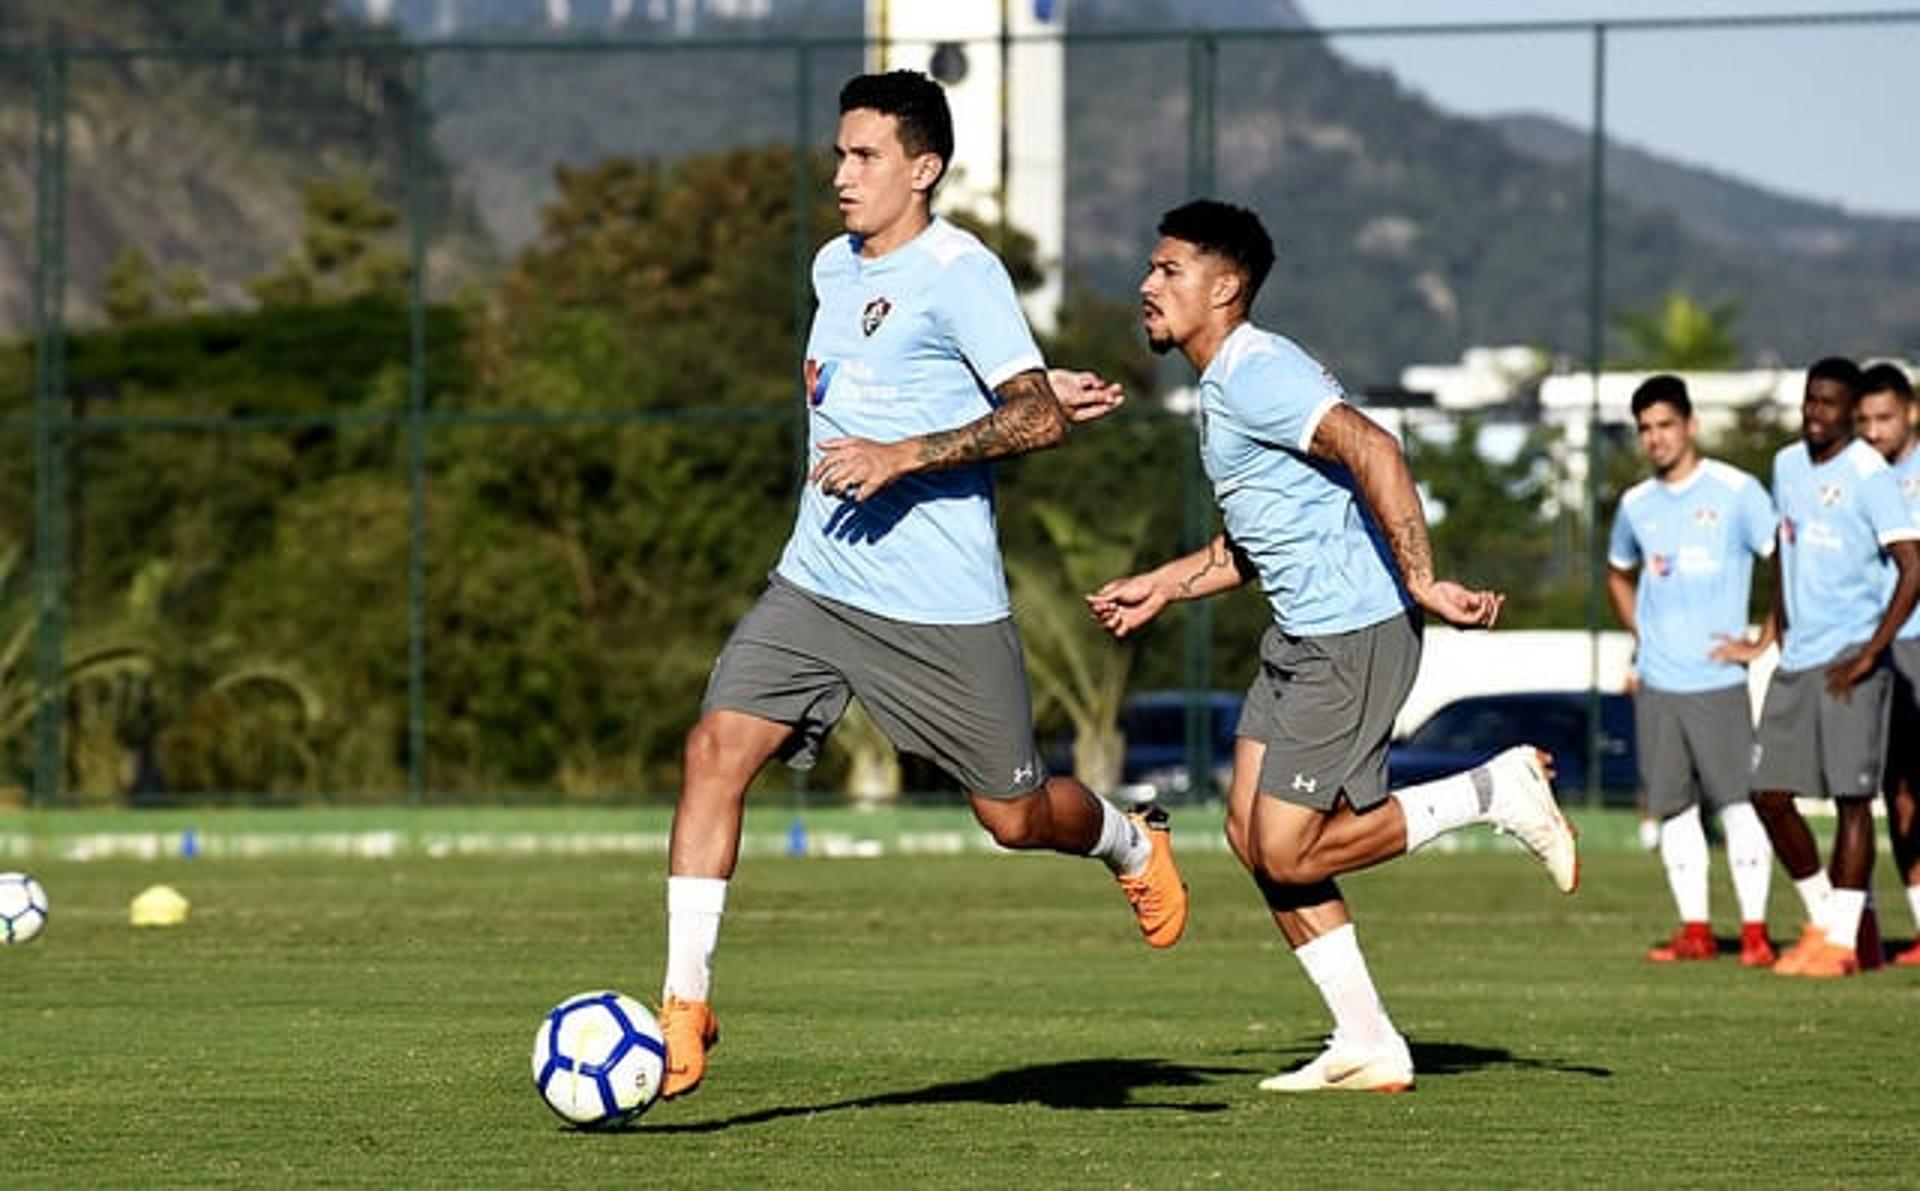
[1817,484,1844,509]
[860,296,892,337]
[1691,505,1720,527]
[1903,476,1920,501]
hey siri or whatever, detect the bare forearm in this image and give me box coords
[1867,546,1920,660]
[1154,535,1250,603]
[1605,569,1637,635]
[911,369,1067,473]
[1336,416,1436,593]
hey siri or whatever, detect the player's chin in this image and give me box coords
[1144,330,1175,356]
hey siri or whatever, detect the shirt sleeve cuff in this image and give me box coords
[982,353,1047,393]
[1296,395,1342,453]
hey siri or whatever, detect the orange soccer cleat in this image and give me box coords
[1116,807,1189,948]
[1892,938,1920,967]
[1771,923,1827,976]
[658,996,720,1099]
[1647,922,1716,963]
[1791,940,1861,979]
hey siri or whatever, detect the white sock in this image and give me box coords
[1087,797,1150,877]
[1793,872,1831,924]
[1720,802,1774,925]
[1394,770,1483,852]
[1657,806,1711,923]
[1822,886,1866,949]
[1907,884,1920,931]
[1293,924,1398,1051]
[663,876,728,1003]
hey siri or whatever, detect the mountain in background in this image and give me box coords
[1492,111,1920,261]
[5,0,1917,381]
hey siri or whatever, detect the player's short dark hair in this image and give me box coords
[1806,355,1864,398]
[1860,361,1915,403]
[840,71,954,182]
[1630,374,1691,419]
[1157,199,1276,310]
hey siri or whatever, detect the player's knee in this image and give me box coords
[682,716,729,775]
[1251,840,1322,887]
[971,793,1046,849]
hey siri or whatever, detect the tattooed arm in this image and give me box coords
[810,368,1104,502]
[1307,402,1505,629]
[1086,534,1256,640]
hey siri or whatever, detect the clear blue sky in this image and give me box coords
[1293,1,1920,216]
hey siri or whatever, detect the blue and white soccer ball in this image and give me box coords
[531,990,667,1128]
[0,871,48,945]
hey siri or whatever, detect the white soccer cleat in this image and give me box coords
[1258,1034,1414,1094]
[1483,746,1579,893]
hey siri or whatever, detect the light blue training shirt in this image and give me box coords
[1773,438,1920,671]
[1887,446,1920,640]
[1608,459,1775,693]
[1197,322,1409,636]
[776,216,1044,625]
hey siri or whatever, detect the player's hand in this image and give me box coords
[1824,651,1873,697]
[811,437,910,502]
[1086,573,1168,639]
[1048,368,1125,424]
[1708,630,1765,665]
[1413,579,1505,629]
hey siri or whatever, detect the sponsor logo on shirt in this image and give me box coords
[804,358,838,406]
[861,296,892,337]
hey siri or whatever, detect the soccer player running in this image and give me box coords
[1089,199,1577,1094]
[653,71,1188,1100]
[1606,375,1779,966]
[1851,361,1920,966]
[1719,357,1920,978]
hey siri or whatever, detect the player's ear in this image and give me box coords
[909,152,944,195]
[1209,267,1244,314]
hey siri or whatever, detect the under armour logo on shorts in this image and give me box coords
[1292,773,1318,794]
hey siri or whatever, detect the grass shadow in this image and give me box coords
[643,1057,1247,1134]
[1232,1037,1612,1081]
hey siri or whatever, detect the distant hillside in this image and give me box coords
[1060,29,1920,381]
[0,0,488,331]
[10,0,1920,376]
[1494,111,1920,259]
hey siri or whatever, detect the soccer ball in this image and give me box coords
[0,871,48,945]
[531,990,667,1128]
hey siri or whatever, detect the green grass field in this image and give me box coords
[2,812,1916,1188]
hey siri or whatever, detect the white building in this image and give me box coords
[866,1,1067,332]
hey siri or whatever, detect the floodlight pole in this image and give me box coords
[1584,24,1608,810]
[1183,34,1218,801]
[31,47,68,809]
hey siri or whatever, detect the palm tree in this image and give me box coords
[1612,289,1743,370]
[1005,501,1148,794]
[0,544,152,807]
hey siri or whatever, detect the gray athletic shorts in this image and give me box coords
[702,574,1047,799]
[1890,638,1920,704]
[1634,684,1754,818]
[1750,653,1891,801]
[1238,612,1422,812]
